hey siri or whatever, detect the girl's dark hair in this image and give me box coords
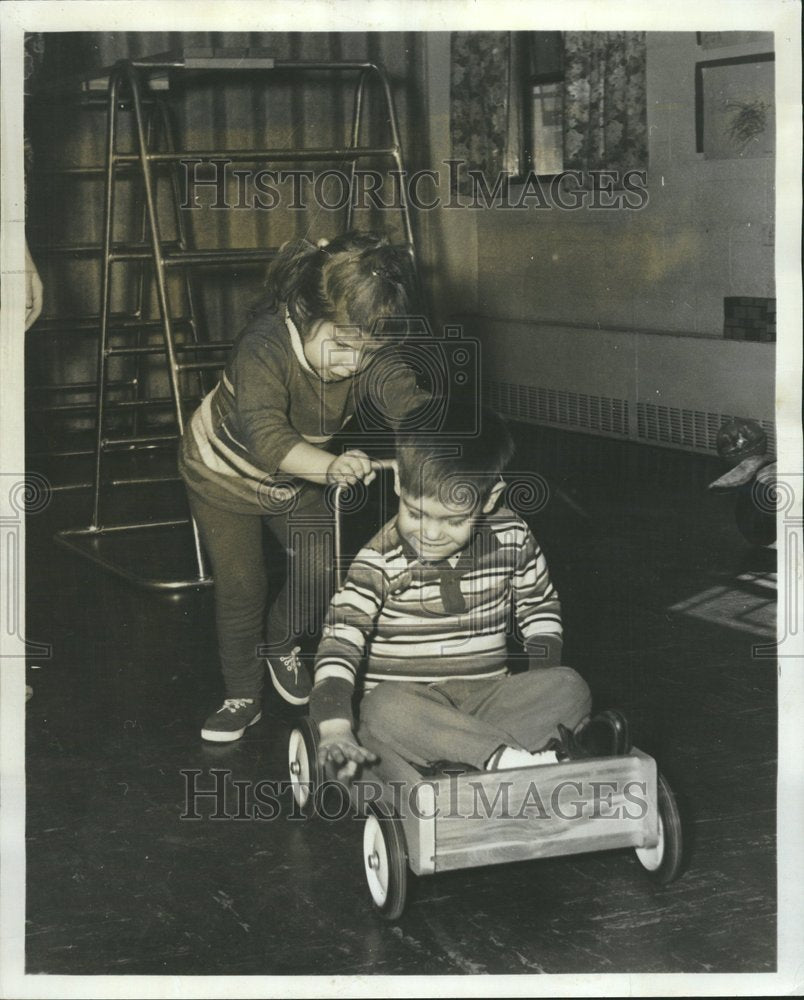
[263,231,417,340]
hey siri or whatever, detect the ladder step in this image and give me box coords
[34,240,180,259]
[28,447,96,459]
[31,313,145,333]
[161,248,277,267]
[110,247,277,266]
[105,341,230,358]
[102,433,178,450]
[28,397,199,415]
[175,360,226,373]
[35,163,164,178]
[50,474,182,493]
[36,146,399,176]
[29,439,178,459]
[114,146,397,164]
[35,245,279,266]
[29,379,137,394]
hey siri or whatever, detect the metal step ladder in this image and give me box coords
[42,47,417,589]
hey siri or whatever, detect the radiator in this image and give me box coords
[462,317,776,455]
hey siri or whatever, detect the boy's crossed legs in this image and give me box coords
[358,667,592,771]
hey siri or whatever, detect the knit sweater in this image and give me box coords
[310,506,563,726]
[179,308,423,512]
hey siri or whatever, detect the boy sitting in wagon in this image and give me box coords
[309,401,627,780]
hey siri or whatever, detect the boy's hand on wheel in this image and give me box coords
[326,450,378,488]
[317,719,377,783]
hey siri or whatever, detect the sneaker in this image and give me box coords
[201,698,262,742]
[266,646,311,706]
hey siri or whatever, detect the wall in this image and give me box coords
[467,316,776,454]
[27,31,777,453]
[426,32,775,335]
[421,31,776,451]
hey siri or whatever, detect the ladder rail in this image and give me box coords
[47,53,419,589]
[90,69,121,529]
[122,61,212,581]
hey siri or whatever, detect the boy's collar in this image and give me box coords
[393,514,498,568]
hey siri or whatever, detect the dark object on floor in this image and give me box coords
[735,484,777,547]
[715,416,767,465]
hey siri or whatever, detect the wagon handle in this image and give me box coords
[333,458,396,587]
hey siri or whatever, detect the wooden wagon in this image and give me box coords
[288,719,683,919]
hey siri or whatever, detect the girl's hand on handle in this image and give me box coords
[326,449,378,487]
[317,719,378,783]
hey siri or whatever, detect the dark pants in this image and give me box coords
[358,668,592,769]
[188,485,333,698]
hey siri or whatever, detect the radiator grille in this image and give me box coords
[483,379,775,455]
[484,380,629,437]
[637,403,776,454]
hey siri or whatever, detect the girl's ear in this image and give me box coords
[481,478,506,514]
[392,462,401,497]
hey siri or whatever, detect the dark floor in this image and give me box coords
[24,424,777,975]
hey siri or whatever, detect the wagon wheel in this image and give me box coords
[363,805,408,920]
[288,717,322,814]
[635,772,684,884]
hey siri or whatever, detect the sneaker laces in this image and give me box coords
[279,646,302,682]
[218,698,254,714]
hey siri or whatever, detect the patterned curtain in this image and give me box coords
[450,32,520,189]
[563,32,648,173]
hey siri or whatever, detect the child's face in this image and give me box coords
[304,320,382,382]
[395,487,480,562]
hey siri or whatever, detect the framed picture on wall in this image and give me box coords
[695,53,775,159]
[696,31,774,49]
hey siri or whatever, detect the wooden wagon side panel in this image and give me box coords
[432,751,658,873]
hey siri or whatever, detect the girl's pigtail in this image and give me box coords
[253,230,418,337]
[263,238,321,330]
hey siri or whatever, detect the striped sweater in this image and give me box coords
[310,507,563,726]
[179,308,422,512]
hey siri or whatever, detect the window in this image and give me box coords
[521,32,565,177]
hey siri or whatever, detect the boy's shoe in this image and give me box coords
[582,709,630,756]
[266,646,311,706]
[201,698,262,742]
[486,746,561,771]
[419,759,479,778]
[549,709,631,760]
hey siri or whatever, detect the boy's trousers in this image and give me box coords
[359,667,592,770]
